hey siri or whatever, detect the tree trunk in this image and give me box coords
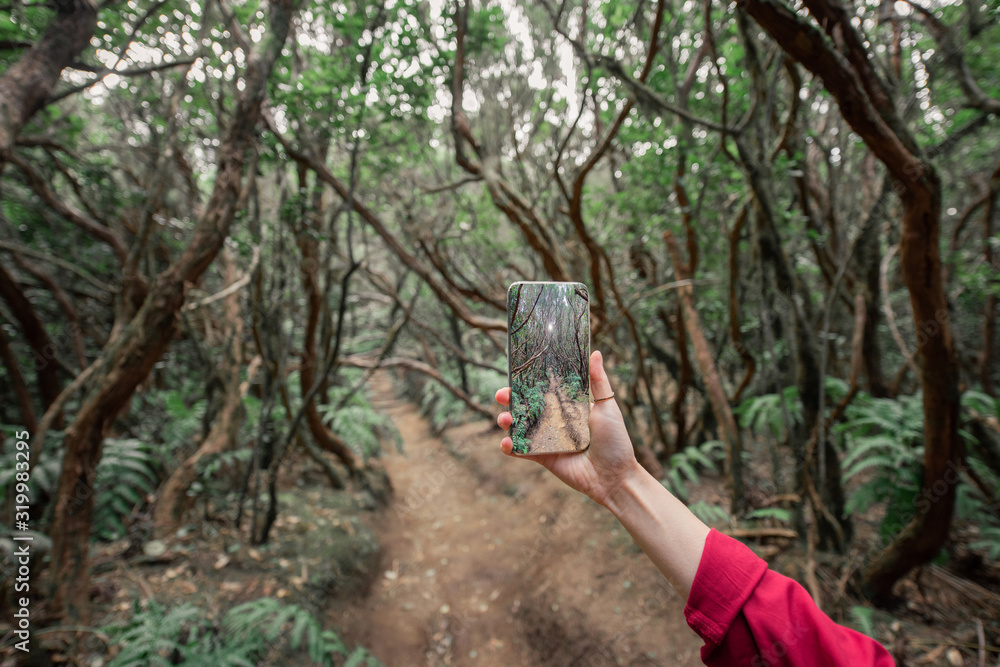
[46,0,298,624]
[153,253,250,538]
[738,0,962,603]
[738,133,847,544]
[856,217,890,397]
[293,222,360,473]
[979,163,999,396]
[0,322,36,432]
[664,231,746,514]
[0,261,62,411]
[11,253,88,370]
[448,311,470,396]
[671,304,692,450]
[0,0,96,160]
[727,204,756,403]
[863,175,960,602]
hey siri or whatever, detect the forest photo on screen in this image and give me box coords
[508,282,590,455]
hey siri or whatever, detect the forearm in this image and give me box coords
[603,463,711,600]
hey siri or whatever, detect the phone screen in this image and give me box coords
[507,282,591,455]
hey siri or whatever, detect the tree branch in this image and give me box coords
[0,0,96,160]
[264,111,508,336]
[47,58,197,105]
[0,240,116,293]
[5,152,129,264]
[591,53,736,133]
[340,354,494,419]
[899,0,1000,115]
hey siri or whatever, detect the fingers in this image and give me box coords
[589,350,614,404]
[495,387,510,406]
[496,388,512,431]
[496,388,514,455]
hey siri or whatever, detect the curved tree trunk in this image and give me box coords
[46,0,298,624]
[153,253,251,538]
[294,221,360,473]
[664,231,746,514]
[0,0,96,161]
[739,0,962,603]
[737,127,849,547]
[0,262,62,411]
[11,253,88,370]
[857,218,890,397]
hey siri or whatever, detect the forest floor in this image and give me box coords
[71,370,1000,666]
[330,371,703,666]
[522,374,589,454]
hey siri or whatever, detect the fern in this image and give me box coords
[953,443,1000,563]
[222,598,352,665]
[510,376,547,454]
[838,393,925,540]
[736,385,802,439]
[93,438,159,541]
[0,431,157,543]
[105,597,381,666]
[969,525,1000,561]
[317,384,401,461]
[559,371,586,403]
[399,363,504,435]
[745,507,793,523]
[662,440,726,501]
[736,377,855,439]
[418,373,469,432]
[106,600,203,666]
[961,389,999,418]
[159,390,207,455]
[688,500,730,526]
[849,605,877,638]
[470,366,507,407]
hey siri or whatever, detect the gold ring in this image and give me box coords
[593,392,615,403]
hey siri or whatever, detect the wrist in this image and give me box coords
[601,461,651,517]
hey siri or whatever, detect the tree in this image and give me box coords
[45,0,299,623]
[738,0,973,602]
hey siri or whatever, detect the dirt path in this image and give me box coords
[524,374,589,454]
[330,372,703,666]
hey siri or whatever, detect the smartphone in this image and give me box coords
[507,281,591,455]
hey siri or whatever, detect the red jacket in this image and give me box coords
[684,529,895,666]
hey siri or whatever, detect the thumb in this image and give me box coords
[589,350,615,404]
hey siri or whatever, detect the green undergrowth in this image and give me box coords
[510,376,547,454]
[103,597,381,666]
[414,365,506,433]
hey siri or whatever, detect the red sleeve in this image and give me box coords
[683,529,895,667]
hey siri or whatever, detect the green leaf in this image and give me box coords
[849,605,876,638]
[745,507,793,523]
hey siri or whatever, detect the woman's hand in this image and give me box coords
[495,350,642,509]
